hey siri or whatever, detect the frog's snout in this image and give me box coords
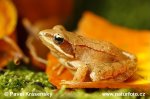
[38,30,47,37]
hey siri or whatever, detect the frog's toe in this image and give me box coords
[51,63,65,75]
[57,66,65,75]
[52,63,61,70]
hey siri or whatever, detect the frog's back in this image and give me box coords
[73,45,117,68]
[64,32,128,60]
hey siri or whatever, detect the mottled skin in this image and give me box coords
[38,25,137,82]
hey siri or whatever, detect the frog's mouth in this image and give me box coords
[39,32,74,59]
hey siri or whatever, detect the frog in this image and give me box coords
[38,25,137,83]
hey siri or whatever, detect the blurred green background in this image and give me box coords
[68,0,150,30]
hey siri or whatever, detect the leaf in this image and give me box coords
[23,18,60,70]
[77,12,150,54]
[46,54,73,88]
[0,38,18,68]
[0,0,17,38]
[0,1,29,68]
[26,35,48,70]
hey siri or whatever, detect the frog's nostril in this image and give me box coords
[39,31,46,36]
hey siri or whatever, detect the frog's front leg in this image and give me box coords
[61,61,89,84]
[52,63,65,75]
[73,63,89,82]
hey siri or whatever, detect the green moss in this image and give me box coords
[0,62,149,99]
[52,87,149,99]
[0,61,55,99]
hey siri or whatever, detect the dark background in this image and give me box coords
[12,0,150,30]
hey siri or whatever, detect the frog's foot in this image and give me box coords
[52,64,65,75]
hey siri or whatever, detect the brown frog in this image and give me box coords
[38,25,137,83]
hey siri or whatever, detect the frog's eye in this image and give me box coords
[53,34,64,44]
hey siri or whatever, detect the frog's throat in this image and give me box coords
[41,36,74,59]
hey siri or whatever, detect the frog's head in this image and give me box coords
[38,25,74,59]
